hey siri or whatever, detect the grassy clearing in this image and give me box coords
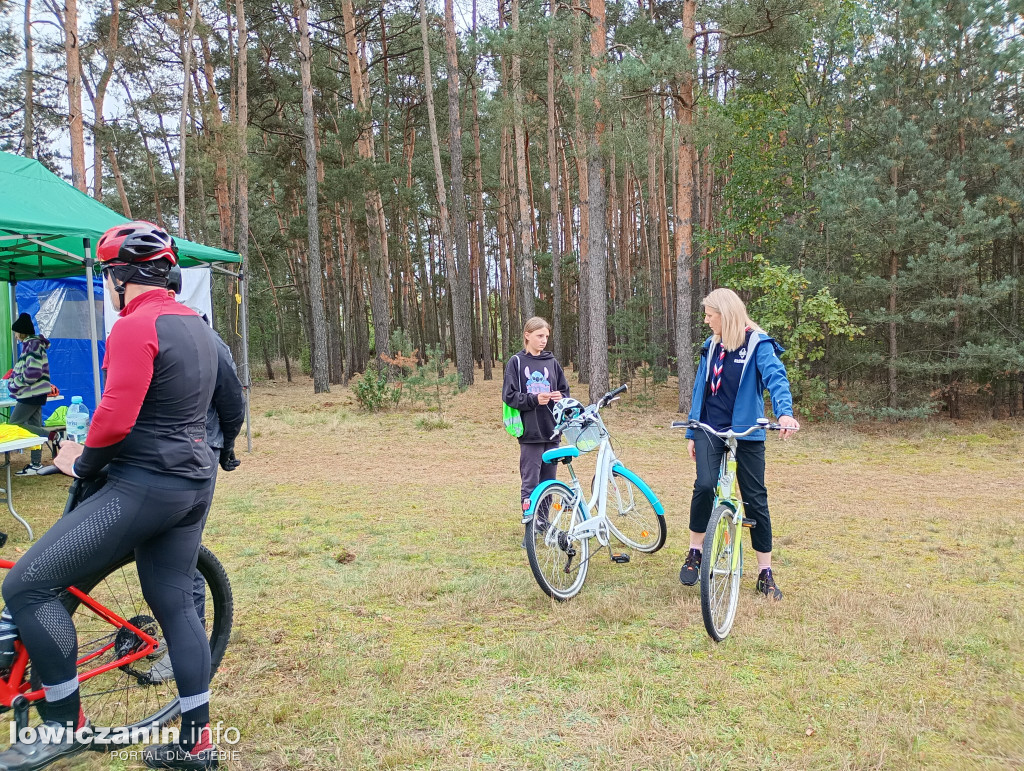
[3,372,1023,770]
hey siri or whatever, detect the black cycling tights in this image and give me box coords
[1,469,214,714]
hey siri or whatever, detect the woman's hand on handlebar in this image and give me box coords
[53,441,83,478]
[778,415,800,439]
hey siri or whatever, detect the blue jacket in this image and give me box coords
[686,330,794,442]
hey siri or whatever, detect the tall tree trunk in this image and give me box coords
[253,236,290,382]
[295,0,329,392]
[177,0,199,236]
[572,10,590,383]
[658,100,673,355]
[559,141,575,365]
[198,28,232,250]
[547,0,563,361]
[497,129,512,357]
[586,0,609,402]
[441,0,475,385]
[674,0,696,411]
[234,0,249,369]
[341,0,391,368]
[646,97,666,369]
[471,0,492,378]
[1012,234,1021,415]
[62,0,86,191]
[510,0,535,323]
[24,0,34,157]
[107,144,131,216]
[90,0,119,201]
[420,0,456,358]
[887,164,899,409]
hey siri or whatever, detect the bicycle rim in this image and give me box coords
[700,505,741,641]
[604,470,666,553]
[525,483,590,601]
[59,545,234,732]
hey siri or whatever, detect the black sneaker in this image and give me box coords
[0,719,90,770]
[679,548,702,586]
[143,729,219,769]
[756,568,783,600]
[14,464,43,477]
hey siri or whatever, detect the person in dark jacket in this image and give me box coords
[7,312,56,474]
[502,317,569,542]
[679,288,800,600]
[147,315,244,685]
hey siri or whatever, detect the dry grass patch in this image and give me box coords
[0,371,1021,769]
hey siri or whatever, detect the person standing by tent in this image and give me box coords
[6,312,56,475]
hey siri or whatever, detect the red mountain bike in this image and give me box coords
[0,468,233,744]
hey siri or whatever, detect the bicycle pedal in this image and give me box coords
[741,519,755,528]
[610,553,630,564]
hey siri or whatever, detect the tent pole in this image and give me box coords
[8,281,17,370]
[83,239,102,406]
[239,268,252,452]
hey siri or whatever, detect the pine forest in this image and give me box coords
[1,0,1021,419]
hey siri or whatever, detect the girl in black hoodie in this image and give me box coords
[502,317,569,528]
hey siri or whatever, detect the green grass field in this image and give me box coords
[4,374,1023,770]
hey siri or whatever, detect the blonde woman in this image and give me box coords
[680,288,799,600]
[502,317,569,545]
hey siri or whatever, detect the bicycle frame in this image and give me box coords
[0,557,161,710]
[558,430,619,546]
[712,440,745,572]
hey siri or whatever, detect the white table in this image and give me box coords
[0,394,64,410]
[0,436,45,540]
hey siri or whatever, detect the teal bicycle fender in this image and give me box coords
[611,463,665,515]
[528,479,571,515]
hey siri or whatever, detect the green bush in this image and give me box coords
[353,362,400,413]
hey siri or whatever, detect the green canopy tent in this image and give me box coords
[0,151,251,446]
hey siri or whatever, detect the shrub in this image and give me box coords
[353,361,400,413]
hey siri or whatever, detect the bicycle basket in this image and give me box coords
[563,422,601,453]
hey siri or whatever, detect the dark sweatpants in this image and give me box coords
[519,441,559,512]
[10,401,48,465]
[689,432,773,553]
[2,469,214,709]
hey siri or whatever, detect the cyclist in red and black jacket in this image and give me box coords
[0,222,228,771]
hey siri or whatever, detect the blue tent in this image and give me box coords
[15,276,104,420]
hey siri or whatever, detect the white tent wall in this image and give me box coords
[104,266,213,334]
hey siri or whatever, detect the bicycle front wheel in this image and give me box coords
[604,469,666,553]
[700,504,742,641]
[62,545,234,732]
[525,482,590,601]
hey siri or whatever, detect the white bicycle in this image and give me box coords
[524,385,667,600]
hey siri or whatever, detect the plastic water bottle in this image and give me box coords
[66,396,90,444]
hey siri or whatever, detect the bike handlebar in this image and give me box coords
[670,419,794,438]
[549,384,630,439]
[36,465,63,476]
